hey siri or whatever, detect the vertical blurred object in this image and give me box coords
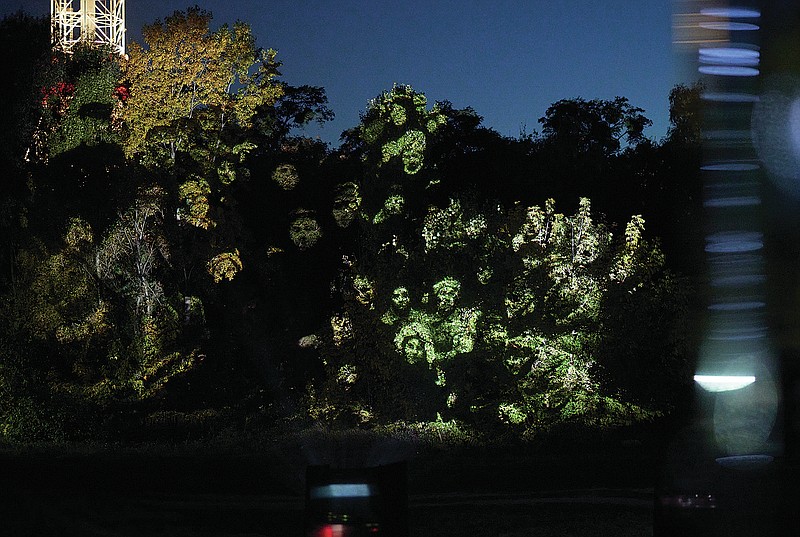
[656,2,798,535]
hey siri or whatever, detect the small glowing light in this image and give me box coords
[704,196,760,207]
[694,374,756,392]
[310,483,373,499]
[699,22,759,31]
[659,493,717,509]
[314,524,347,537]
[700,8,760,19]
[699,65,760,76]
[701,162,760,171]
[701,92,759,103]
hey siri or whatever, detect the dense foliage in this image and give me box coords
[0,11,700,443]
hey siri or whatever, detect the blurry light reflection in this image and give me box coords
[699,8,760,19]
[715,455,773,468]
[705,231,763,252]
[699,65,760,76]
[701,92,760,103]
[699,22,759,31]
[708,301,765,311]
[699,55,759,66]
[710,274,766,287]
[701,162,760,171]
[699,47,759,60]
[707,330,767,341]
[704,196,760,207]
[694,375,756,392]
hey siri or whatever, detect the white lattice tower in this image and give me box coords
[51,0,126,56]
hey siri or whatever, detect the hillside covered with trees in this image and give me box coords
[0,8,703,445]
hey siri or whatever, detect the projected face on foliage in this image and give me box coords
[392,287,410,311]
[433,277,461,313]
[402,335,425,363]
[394,322,433,365]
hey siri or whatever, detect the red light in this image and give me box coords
[311,525,349,537]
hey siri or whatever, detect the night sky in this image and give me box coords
[3,1,690,146]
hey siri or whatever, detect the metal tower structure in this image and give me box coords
[51,0,126,56]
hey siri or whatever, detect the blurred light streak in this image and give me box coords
[715,454,774,468]
[699,8,761,19]
[706,229,763,252]
[310,484,374,499]
[708,301,766,311]
[701,92,760,102]
[704,196,761,207]
[710,274,766,287]
[699,65,760,76]
[699,21,760,31]
[701,162,761,170]
[695,375,756,392]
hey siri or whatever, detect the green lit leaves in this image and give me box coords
[373,194,405,224]
[121,8,283,161]
[422,198,487,252]
[206,249,243,283]
[271,163,300,190]
[289,212,323,250]
[326,190,676,429]
[360,84,445,175]
[332,182,361,228]
[39,45,121,159]
[380,130,426,174]
[178,180,214,230]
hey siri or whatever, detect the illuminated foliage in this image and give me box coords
[119,7,284,289]
[0,8,698,442]
[332,182,361,228]
[0,200,202,440]
[289,215,323,250]
[29,44,122,160]
[314,184,684,431]
[271,163,300,190]
[121,7,282,162]
[360,84,446,175]
[177,179,214,229]
[207,249,243,283]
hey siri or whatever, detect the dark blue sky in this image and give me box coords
[4,1,689,146]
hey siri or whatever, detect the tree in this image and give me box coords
[666,82,703,146]
[304,86,687,431]
[120,6,283,264]
[538,96,652,158]
[254,83,334,150]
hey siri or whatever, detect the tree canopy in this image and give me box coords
[0,9,699,443]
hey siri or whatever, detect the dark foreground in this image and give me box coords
[0,488,654,537]
[0,436,657,536]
